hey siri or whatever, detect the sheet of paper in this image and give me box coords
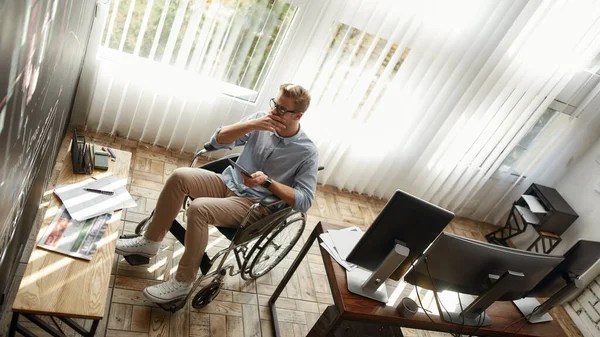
[327,228,364,260]
[521,195,547,214]
[319,242,357,271]
[515,205,540,225]
[54,176,137,221]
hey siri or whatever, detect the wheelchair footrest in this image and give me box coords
[124,254,151,266]
[157,298,187,313]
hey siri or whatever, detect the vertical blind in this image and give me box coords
[295,0,600,221]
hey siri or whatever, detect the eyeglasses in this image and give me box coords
[270,98,300,114]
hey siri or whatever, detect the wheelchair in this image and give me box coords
[120,143,322,313]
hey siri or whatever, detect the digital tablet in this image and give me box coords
[228,158,252,177]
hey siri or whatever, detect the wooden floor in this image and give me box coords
[0,129,582,337]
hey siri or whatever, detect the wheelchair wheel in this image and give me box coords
[192,281,222,309]
[247,212,306,279]
[134,214,152,235]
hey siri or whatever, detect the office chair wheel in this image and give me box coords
[248,212,306,279]
[192,281,222,309]
[158,298,186,313]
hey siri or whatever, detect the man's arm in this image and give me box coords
[216,122,256,145]
[243,156,318,212]
[216,113,288,145]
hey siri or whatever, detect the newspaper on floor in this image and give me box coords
[37,205,112,260]
[319,226,364,271]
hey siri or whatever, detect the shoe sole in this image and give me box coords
[115,248,157,258]
[143,288,188,304]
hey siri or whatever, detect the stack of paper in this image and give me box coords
[319,227,364,271]
[517,195,548,225]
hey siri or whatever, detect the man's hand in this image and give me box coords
[242,171,268,188]
[250,114,287,133]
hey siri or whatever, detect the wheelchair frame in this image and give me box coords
[122,143,314,312]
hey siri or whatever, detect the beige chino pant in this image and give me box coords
[144,167,268,282]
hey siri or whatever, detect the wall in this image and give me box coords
[545,125,600,336]
[567,275,600,336]
[0,0,95,308]
[556,136,600,257]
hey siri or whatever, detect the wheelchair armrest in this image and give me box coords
[198,154,240,174]
[193,142,219,160]
[260,195,285,208]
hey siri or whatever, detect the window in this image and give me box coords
[498,107,561,177]
[309,22,411,121]
[497,69,600,178]
[100,0,297,100]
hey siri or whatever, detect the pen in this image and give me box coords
[84,188,114,195]
[106,147,117,159]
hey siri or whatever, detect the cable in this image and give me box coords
[409,258,463,337]
[485,303,542,337]
[422,256,462,337]
[457,292,466,336]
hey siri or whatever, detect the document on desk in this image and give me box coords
[54,175,137,221]
[319,227,363,271]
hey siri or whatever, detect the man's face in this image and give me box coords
[270,92,303,125]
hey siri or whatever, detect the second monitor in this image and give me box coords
[404,232,564,326]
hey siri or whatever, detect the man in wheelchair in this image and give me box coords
[115,83,319,304]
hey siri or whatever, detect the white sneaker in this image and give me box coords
[115,236,160,257]
[143,279,193,303]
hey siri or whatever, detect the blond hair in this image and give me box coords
[279,83,311,113]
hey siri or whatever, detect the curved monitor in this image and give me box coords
[346,189,454,280]
[405,232,564,301]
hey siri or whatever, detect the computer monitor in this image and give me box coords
[514,240,600,323]
[345,189,454,303]
[404,232,564,327]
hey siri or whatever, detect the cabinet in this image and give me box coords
[485,183,578,254]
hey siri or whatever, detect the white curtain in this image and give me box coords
[294,0,600,221]
[74,0,600,222]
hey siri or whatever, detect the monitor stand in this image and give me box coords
[434,270,524,327]
[514,277,583,323]
[346,241,409,303]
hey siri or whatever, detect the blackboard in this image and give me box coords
[0,0,96,307]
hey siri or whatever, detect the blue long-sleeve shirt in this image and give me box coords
[209,111,319,212]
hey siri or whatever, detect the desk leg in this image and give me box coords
[269,225,320,337]
[9,312,100,337]
[8,312,18,337]
[58,316,99,336]
[307,305,342,337]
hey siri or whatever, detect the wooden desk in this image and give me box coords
[269,222,568,337]
[9,147,131,337]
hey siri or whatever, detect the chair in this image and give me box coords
[120,143,323,313]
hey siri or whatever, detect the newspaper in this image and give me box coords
[37,206,111,260]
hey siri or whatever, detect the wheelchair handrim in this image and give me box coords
[249,213,305,278]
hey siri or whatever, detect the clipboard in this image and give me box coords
[228,158,252,177]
